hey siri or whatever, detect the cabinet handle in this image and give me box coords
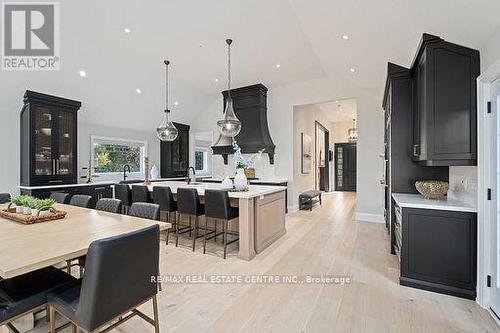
[94,187,106,190]
[52,160,56,174]
[48,180,63,184]
[413,144,420,157]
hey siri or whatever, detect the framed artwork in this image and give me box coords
[301,133,312,174]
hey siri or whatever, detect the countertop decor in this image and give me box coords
[415,180,449,199]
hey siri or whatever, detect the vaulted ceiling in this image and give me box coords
[1,0,499,132]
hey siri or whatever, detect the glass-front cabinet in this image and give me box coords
[160,122,190,178]
[21,91,81,186]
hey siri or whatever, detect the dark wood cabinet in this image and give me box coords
[383,63,448,252]
[334,143,356,192]
[20,91,81,186]
[411,34,480,166]
[20,184,113,209]
[399,207,477,300]
[160,122,190,178]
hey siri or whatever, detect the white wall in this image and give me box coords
[292,104,334,210]
[191,78,384,219]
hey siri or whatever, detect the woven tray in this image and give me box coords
[0,205,67,225]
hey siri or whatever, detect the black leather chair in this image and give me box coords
[153,186,177,244]
[129,202,160,221]
[114,184,132,214]
[49,192,69,204]
[0,193,11,204]
[204,190,239,259]
[0,267,76,333]
[69,195,92,208]
[176,188,208,251]
[131,185,150,204]
[95,198,122,214]
[48,225,160,333]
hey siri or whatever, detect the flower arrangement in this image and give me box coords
[232,140,265,169]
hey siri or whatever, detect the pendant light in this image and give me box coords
[348,118,358,143]
[217,39,241,137]
[156,60,178,141]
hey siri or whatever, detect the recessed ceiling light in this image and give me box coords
[350,68,356,73]
[276,64,281,68]
[215,78,219,82]
[78,70,86,77]
[124,28,131,33]
[135,88,141,94]
[335,100,339,103]
[342,35,349,40]
[174,101,179,106]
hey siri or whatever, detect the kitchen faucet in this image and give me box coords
[187,166,196,184]
[123,164,131,181]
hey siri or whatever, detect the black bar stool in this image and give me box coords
[153,186,177,245]
[176,188,211,251]
[114,184,132,214]
[131,185,150,204]
[204,190,239,259]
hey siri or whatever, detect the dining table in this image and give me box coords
[0,203,171,279]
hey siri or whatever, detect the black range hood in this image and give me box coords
[212,84,276,164]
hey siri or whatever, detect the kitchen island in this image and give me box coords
[138,181,287,260]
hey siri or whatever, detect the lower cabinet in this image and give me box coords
[21,184,113,209]
[399,207,477,299]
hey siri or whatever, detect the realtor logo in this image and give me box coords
[2,2,60,70]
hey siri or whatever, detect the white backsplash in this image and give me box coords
[212,154,277,179]
[448,166,477,207]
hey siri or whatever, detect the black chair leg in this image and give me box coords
[165,211,170,245]
[176,212,180,247]
[203,217,208,254]
[223,219,228,259]
[192,216,197,252]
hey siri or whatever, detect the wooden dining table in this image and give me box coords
[0,203,171,279]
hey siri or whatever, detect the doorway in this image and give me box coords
[489,77,500,316]
[315,121,329,191]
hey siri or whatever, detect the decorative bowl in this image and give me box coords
[415,180,449,199]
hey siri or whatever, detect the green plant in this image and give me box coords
[36,198,55,210]
[15,195,32,207]
[26,197,40,209]
[11,195,23,205]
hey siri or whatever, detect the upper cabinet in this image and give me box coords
[411,34,480,166]
[160,122,190,178]
[20,91,81,186]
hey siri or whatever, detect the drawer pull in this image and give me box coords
[48,180,63,184]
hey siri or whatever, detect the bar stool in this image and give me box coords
[153,186,177,245]
[114,184,132,214]
[204,190,239,259]
[176,188,212,251]
[131,185,150,204]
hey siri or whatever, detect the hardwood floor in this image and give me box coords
[32,192,499,333]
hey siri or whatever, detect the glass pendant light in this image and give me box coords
[157,60,178,141]
[348,118,358,143]
[217,39,241,137]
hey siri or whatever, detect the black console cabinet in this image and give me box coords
[411,34,480,166]
[399,207,477,300]
[160,122,190,178]
[21,184,113,209]
[20,91,81,186]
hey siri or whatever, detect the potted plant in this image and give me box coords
[28,198,41,216]
[20,196,33,215]
[34,198,55,217]
[11,195,26,213]
[232,141,265,190]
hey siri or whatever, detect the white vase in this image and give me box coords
[234,169,248,191]
[15,206,24,214]
[23,207,32,215]
[31,209,39,217]
[221,176,233,188]
[150,164,159,180]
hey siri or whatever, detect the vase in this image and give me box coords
[15,206,24,214]
[23,207,32,215]
[31,209,39,217]
[244,168,255,179]
[221,176,233,188]
[151,164,159,180]
[234,168,248,191]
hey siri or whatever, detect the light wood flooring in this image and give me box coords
[31,192,499,332]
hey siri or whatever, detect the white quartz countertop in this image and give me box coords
[17,177,187,190]
[205,177,288,184]
[392,193,477,213]
[135,181,287,199]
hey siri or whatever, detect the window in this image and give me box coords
[91,136,147,174]
[195,150,208,173]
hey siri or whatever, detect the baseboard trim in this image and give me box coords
[355,212,384,223]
